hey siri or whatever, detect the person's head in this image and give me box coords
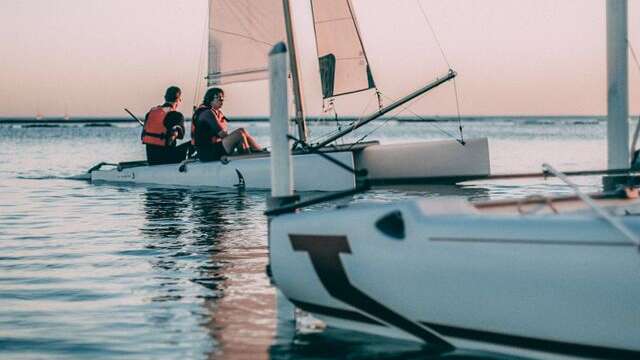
[203,87,224,110]
[164,86,182,105]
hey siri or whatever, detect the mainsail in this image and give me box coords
[208,0,286,86]
[311,0,375,98]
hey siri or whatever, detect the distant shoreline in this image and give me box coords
[1,115,632,125]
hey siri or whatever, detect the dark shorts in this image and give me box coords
[197,142,227,162]
[146,142,191,165]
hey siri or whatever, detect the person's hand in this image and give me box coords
[218,130,228,138]
[171,125,185,140]
[166,132,178,146]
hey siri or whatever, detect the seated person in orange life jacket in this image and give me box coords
[191,87,264,162]
[141,86,192,165]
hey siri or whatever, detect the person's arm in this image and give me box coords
[163,111,185,145]
[168,125,183,144]
[213,111,228,138]
[199,110,225,139]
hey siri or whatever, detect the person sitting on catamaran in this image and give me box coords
[191,87,264,162]
[141,86,192,165]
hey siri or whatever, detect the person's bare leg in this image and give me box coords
[239,128,262,151]
[221,130,246,154]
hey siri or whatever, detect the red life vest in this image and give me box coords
[141,106,169,146]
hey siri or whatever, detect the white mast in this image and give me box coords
[607,0,629,169]
[282,0,309,143]
[269,42,294,198]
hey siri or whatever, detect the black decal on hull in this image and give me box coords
[234,169,245,189]
[289,234,454,351]
[283,296,640,359]
[421,321,640,360]
[289,298,384,326]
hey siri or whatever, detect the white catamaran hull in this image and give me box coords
[90,138,490,191]
[91,151,356,192]
[358,137,490,182]
[269,199,640,358]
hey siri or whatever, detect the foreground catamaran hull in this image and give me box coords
[90,138,490,191]
[269,199,640,358]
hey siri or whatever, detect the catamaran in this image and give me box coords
[267,1,640,358]
[88,0,490,191]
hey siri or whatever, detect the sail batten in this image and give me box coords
[208,0,286,86]
[311,0,375,99]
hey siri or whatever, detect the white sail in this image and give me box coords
[208,0,286,85]
[311,0,375,98]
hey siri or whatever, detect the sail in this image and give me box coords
[311,0,375,98]
[208,0,286,86]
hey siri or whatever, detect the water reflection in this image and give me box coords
[191,191,275,360]
[368,184,492,202]
[141,188,189,240]
[269,328,528,360]
[140,187,275,359]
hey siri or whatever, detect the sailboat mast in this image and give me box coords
[606,0,629,169]
[282,0,308,143]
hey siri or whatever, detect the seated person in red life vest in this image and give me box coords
[191,87,264,162]
[141,86,192,165]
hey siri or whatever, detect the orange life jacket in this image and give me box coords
[141,106,169,146]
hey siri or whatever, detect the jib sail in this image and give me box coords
[311,0,375,98]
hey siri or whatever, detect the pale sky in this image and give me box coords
[0,0,639,118]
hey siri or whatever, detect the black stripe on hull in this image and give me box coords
[289,298,384,326]
[430,237,634,247]
[285,298,640,359]
[422,321,640,360]
[289,234,454,351]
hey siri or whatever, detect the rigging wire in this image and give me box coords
[311,1,465,147]
[193,5,209,109]
[416,0,451,69]
[310,91,378,144]
[452,78,465,144]
[377,91,462,141]
[347,90,463,148]
[416,0,465,144]
[630,42,640,74]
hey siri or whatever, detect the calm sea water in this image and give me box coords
[0,118,613,359]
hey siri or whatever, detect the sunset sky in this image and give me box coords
[1,0,639,118]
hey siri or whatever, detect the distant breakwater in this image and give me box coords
[0,115,621,125]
